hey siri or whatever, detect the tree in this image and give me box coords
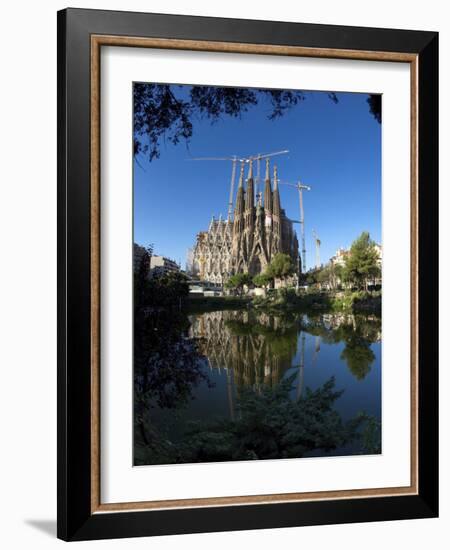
[134,246,150,308]
[133,82,381,160]
[177,376,367,463]
[333,264,345,288]
[305,268,319,287]
[316,263,345,290]
[225,272,252,295]
[137,269,190,309]
[367,94,382,123]
[134,84,381,162]
[134,84,340,161]
[253,272,272,290]
[316,265,331,288]
[266,253,296,286]
[156,271,190,304]
[344,232,381,290]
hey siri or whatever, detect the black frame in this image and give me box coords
[57,8,438,541]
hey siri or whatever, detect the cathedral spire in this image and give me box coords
[272,164,281,217]
[264,158,272,213]
[234,162,245,212]
[245,160,254,211]
[238,161,245,188]
[233,162,245,233]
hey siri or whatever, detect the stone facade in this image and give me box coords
[191,160,299,283]
[190,216,233,285]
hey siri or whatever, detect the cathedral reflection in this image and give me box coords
[189,309,381,417]
[190,310,299,392]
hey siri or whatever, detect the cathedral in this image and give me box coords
[191,159,299,285]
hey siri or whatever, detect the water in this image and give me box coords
[134,308,381,465]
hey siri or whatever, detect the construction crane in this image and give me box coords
[312,229,321,269]
[279,181,311,273]
[252,150,289,205]
[187,150,289,221]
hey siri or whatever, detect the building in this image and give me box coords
[330,247,349,267]
[330,243,382,269]
[191,160,299,284]
[191,217,233,285]
[373,243,382,266]
[133,243,149,273]
[149,255,180,278]
[326,242,382,289]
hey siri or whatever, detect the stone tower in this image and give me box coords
[192,159,299,282]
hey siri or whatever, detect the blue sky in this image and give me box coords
[133,86,381,270]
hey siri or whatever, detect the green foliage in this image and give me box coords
[313,263,345,290]
[134,83,380,162]
[330,292,356,311]
[358,413,382,454]
[134,308,209,410]
[329,291,381,315]
[253,289,331,313]
[316,267,329,283]
[225,272,252,294]
[187,295,250,313]
[367,94,382,123]
[134,84,341,161]
[305,269,319,286]
[266,253,296,281]
[251,287,381,316]
[253,272,272,288]
[134,251,150,309]
[136,376,371,465]
[344,232,381,290]
[137,270,190,309]
[351,290,382,314]
[159,271,189,300]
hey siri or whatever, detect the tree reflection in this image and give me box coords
[340,338,375,380]
[134,308,213,461]
[334,317,378,380]
[300,313,380,380]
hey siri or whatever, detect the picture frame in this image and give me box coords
[57,7,438,541]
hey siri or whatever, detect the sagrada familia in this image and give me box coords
[191,159,299,284]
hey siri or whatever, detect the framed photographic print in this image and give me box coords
[57,8,438,541]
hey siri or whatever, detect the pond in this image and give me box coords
[134,308,381,465]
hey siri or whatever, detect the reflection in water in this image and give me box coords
[191,311,299,390]
[134,309,381,465]
[190,310,380,405]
